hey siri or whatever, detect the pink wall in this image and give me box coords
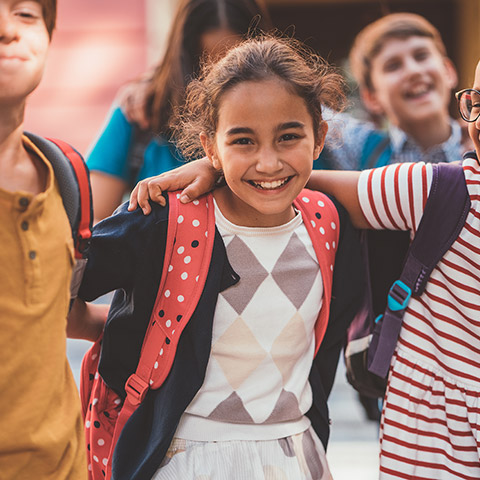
[24,0,148,154]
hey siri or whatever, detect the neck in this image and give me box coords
[398,114,452,151]
[0,101,25,153]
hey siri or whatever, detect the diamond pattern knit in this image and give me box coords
[175,201,323,441]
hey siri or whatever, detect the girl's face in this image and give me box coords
[468,61,480,158]
[200,28,241,61]
[201,78,325,228]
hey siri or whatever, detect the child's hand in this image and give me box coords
[128,157,220,215]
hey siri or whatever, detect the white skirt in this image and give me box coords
[152,426,333,480]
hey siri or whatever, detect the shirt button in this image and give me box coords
[19,197,29,208]
[29,251,36,260]
[21,221,29,231]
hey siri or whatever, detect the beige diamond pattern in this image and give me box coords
[270,312,310,384]
[212,316,267,390]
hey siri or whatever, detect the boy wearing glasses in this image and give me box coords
[320,12,469,171]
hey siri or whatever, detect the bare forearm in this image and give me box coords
[67,299,108,342]
[306,170,369,228]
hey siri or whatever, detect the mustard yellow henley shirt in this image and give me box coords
[0,136,87,479]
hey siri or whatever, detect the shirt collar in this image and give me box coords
[388,119,462,162]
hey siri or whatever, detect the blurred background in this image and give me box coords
[25,0,480,154]
[42,0,479,478]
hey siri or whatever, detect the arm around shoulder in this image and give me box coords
[307,170,369,229]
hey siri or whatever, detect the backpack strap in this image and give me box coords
[294,189,339,354]
[23,132,93,260]
[360,131,392,170]
[368,162,470,378]
[105,191,215,479]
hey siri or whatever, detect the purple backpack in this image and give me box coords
[345,161,471,398]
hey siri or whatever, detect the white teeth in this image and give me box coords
[251,178,289,190]
[407,85,429,97]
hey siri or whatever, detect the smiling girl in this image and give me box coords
[75,35,363,480]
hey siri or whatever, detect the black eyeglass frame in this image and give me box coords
[455,88,480,123]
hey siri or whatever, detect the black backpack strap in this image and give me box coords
[24,132,93,302]
[368,162,470,377]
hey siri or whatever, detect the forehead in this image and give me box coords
[373,35,439,63]
[217,78,310,124]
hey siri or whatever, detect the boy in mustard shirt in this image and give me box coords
[0,1,105,478]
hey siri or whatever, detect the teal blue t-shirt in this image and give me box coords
[87,106,184,184]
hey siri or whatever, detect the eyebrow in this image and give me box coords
[225,121,306,136]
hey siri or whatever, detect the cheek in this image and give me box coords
[468,122,479,144]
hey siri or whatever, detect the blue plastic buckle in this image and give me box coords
[387,280,412,312]
[374,314,383,324]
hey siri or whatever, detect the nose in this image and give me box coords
[403,55,423,76]
[255,145,282,174]
[0,12,18,43]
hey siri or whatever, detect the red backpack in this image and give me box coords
[80,189,339,480]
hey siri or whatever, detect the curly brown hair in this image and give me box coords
[173,34,346,160]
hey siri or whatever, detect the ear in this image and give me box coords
[442,57,458,90]
[200,132,221,170]
[360,86,384,116]
[314,121,329,158]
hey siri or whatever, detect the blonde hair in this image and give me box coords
[349,13,447,91]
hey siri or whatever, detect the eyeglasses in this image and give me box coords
[456,88,480,123]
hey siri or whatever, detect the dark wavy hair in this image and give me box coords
[174,34,346,160]
[144,0,272,134]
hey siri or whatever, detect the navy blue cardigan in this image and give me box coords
[79,194,363,480]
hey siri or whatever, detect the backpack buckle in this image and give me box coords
[125,374,149,405]
[387,280,412,312]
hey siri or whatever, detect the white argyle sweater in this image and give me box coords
[175,201,323,441]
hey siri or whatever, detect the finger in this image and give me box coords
[128,183,140,211]
[179,176,212,203]
[147,181,166,207]
[136,181,152,215]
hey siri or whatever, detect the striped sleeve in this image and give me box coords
[357,162,433,234]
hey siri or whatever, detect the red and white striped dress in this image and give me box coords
[358,158,480,480]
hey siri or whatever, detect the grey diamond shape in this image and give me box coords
[271,232,318,309]
[222,235,268,314]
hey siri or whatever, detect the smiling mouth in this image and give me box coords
[248,177,292,190]
[404,84,433,99]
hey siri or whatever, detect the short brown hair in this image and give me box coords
[174,35,345,160]
[38,0,57,39]
[349,13,447,91]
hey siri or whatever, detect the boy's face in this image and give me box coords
[362,36,457,130]
[468,61,480,157]
[0,0,49,104]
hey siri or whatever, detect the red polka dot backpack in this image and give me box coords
[80,189,339,480]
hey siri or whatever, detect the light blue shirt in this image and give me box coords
[87,106,184,185]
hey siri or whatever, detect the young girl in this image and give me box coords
[75,35,363,479]
[133,58,480,479]
[87,0,272,223]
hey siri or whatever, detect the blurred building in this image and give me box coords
[24,0,480,154]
